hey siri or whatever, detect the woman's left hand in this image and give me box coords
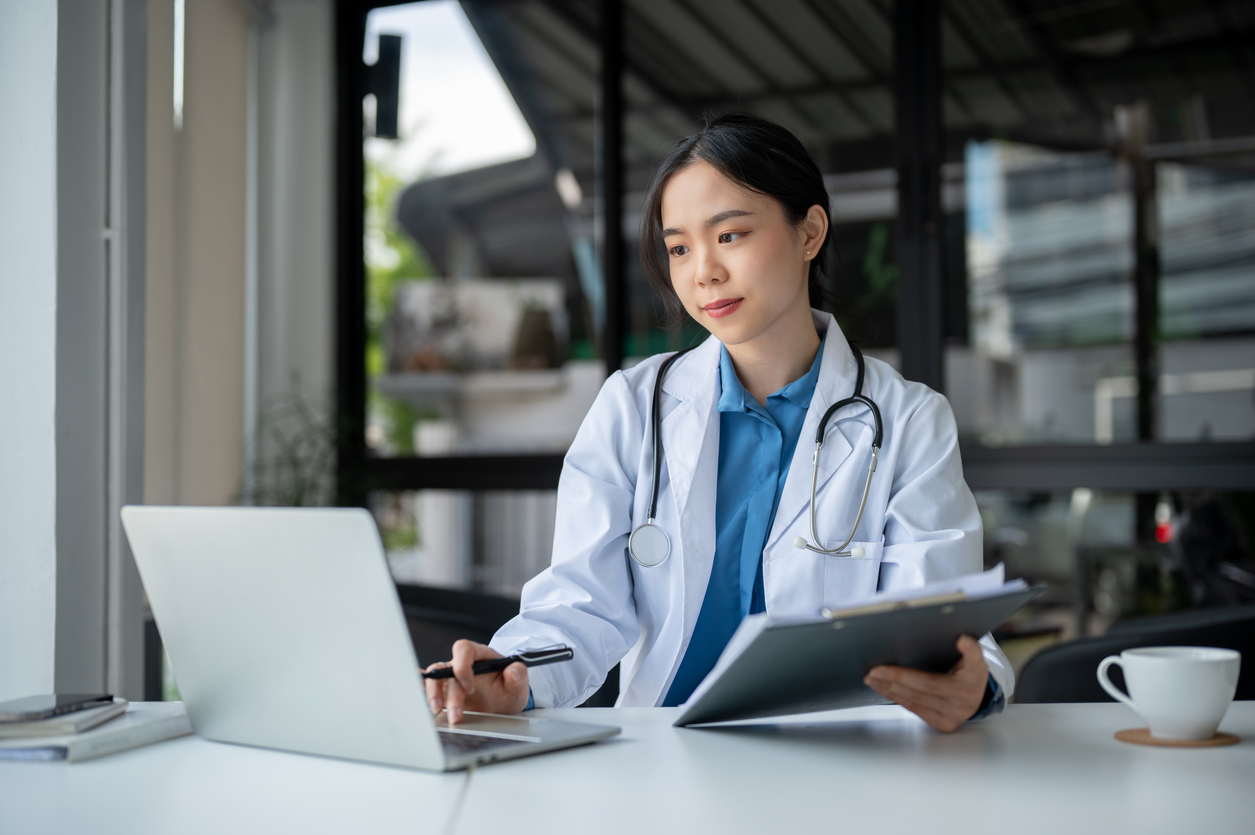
[863,634,989,733]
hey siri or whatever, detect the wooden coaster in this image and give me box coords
[1115,728,1240,748]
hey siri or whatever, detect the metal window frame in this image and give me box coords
[333,0,609,504]
[333,0,1255,505]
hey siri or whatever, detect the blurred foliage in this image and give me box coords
[365,158,437,455]
[373,491,420,553]
[239,382,338,507]
[859,221,900,309]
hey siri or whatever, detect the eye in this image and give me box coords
[718,231,742,244]
[668,244,689,257]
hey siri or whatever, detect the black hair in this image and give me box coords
[638,112,836,326]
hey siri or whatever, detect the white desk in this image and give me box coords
[2,702,1252,835]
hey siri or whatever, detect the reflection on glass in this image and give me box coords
[976,488,1255,674]
[371,489,557,598]
[363,1,601,457]
[1156,163,1255,442]
[957,143,1255,446]
[958,141,1134,445]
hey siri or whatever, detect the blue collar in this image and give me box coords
[716,332,826,415]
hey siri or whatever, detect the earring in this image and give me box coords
[806,250,811,256]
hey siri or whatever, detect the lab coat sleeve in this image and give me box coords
[877,389,1015,704]
[489,370,644,708]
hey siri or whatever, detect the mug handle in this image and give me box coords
[1097,655,1135,707]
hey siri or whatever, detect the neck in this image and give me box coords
[726,307,822,406]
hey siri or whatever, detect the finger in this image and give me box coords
[423,662,450,714]
[866,668,955,715]
[872,679,966,732]
[446,677,467,724]
[955,634,984,667]
[952,636,990,686]
[502,662,530,710]
[866,665,982,725]
[450,640,481,694]
[866,664,948,693]
[425,677,441,714]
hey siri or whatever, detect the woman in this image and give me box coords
[426,114,1012,732]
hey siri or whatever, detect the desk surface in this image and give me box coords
[2,702,1252,835]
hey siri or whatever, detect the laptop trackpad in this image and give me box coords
[435,711,544,742]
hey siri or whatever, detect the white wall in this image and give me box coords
[0,0,147,701]
[0,1,60,701]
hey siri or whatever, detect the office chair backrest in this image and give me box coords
[395,584,521,669]
[1016,603,1255,703]
[394,583,621,706]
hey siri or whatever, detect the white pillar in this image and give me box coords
[0,0,148,701]
[0,1,60,702]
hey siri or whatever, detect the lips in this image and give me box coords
[702,298,743,319]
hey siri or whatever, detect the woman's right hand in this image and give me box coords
[424,639,531,724]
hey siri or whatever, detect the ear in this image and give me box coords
[800,204,828,259]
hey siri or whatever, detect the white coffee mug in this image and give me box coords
[1097,646,1241,741]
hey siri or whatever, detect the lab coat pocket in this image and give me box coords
[822,538,884,607]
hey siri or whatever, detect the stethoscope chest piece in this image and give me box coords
[629,522,670,567]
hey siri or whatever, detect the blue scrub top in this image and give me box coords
[662,334,825,706]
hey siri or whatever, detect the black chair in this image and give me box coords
[1015,603,1255,703]
[395,583,619,707]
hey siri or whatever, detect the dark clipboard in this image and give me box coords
[673,585,1045,727]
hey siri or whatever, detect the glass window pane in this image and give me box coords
[363,1,601,457]
[952,140,1135,445]
[1157,162,1255,442]
[370,489,556,598]
[976,489,1255,676]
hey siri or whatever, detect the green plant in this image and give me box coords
[239,383,338,508]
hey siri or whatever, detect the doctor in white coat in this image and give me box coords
[426,113,1012,732]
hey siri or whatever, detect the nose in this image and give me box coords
[694,246,727,287]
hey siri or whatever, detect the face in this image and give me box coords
[660,161,819,349]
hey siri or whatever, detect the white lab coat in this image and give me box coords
[491,310,1014,709]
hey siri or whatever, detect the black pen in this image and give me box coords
[422,645,574,679]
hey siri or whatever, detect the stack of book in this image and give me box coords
[0,697,192,762]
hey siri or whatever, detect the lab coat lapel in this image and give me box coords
[767,312,859,550]
[658,336,721,683]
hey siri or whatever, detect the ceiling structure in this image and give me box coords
[396,0,1255,291]
[456,0,1255,196]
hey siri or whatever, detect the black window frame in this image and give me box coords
[333,0,1255,509]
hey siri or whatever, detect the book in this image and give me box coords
[673,565,1044,727]
[0,698,128,738]
[0,701,192,762]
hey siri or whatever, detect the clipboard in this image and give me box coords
[673,584,1045,727]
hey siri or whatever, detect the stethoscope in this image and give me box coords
[627,342,883,567]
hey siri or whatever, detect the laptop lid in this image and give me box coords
[122,506,448,770]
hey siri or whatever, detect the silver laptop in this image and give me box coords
[121,505,618,771]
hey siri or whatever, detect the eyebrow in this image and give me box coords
[662,209,754,238]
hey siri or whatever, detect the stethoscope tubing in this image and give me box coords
[629,342,883,567]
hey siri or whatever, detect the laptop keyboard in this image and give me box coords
[438,730,535,755]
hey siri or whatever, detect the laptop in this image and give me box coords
[121,505,618,771]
